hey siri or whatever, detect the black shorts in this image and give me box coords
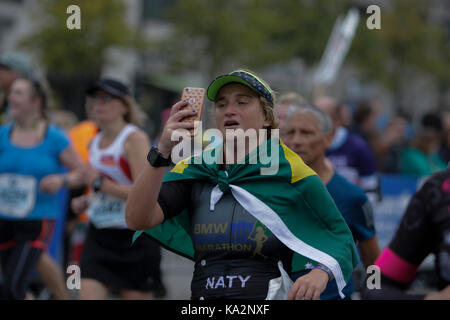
[0,218,56,300]
[80,224,161,292]
[0,218,55,251]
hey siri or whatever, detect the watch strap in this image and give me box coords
[147,146,172,167]
[92,176,104,192]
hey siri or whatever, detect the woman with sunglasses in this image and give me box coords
[71,78,161,300]
[0,77,83,300]
[126,69,359,300]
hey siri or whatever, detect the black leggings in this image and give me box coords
[0,219,55,300]
[0,243,43,300]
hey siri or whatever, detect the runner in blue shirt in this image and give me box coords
[0,77,83,299]
[284,102,381,299]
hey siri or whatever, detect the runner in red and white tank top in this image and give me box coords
[87,124,138,229]
[70,78,161,301]
[90,124,137,185]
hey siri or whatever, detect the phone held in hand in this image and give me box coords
[180,87,205,136]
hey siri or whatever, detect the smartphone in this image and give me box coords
[180,87,205,135]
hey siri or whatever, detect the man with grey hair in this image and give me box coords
[284,103,381,300]
[274,91,306,141]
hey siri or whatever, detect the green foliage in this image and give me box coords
[159,0,345,76]
[19,0,449,91]
[160,0,449,89]
[350,0,450,88]
[19,0,137,75]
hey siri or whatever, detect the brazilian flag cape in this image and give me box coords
[134,138,359,298]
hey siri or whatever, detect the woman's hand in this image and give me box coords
[424,285,450,300]
[287,268,329,300]
[157,100,196,158]
[39,174,65,194]
[71,195,90,214]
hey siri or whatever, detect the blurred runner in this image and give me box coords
[0,76,83,299]
[400,112,446,176]
[0,52,32,123]
[0,52,74,300]
[284,102,381,299]
[361,168,450,300]
[71,78,161,300]
[315,96,380,204]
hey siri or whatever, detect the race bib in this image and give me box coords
[87,192,127,229]
[0,174,37,218]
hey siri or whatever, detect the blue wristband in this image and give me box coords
[314,264,334,281]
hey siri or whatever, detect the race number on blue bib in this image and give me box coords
[0,174,37,218]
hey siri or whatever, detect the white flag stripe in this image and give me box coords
[208,183,346,298]
[210,185,223,211]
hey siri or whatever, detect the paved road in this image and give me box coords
[158,248,194,300]
[156,249,436,300]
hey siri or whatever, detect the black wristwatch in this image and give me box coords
[92,176,104,192]
[147,146,172,167]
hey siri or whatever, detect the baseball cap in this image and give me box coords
[86,78,130,98]
[207,69,274,107]
[0,51,32,77]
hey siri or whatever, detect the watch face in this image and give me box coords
[149,147,170,167]
[150,148,159,164]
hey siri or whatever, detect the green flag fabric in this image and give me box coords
[135,138,359,298]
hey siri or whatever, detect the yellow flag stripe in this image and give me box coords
[280,142,316,183]
[170,153,206,174]
[171,159,190,174]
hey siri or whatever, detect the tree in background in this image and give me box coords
[19,0,139,119]
[17,0,449,118]
[158,0,345,78]
[350,0,450,109]
[158,0,449,110]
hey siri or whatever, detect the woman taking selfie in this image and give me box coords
[0,77,83,300]
[127,69,359,300]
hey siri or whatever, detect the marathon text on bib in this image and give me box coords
[0,174,37,218]
[87,192,127,229]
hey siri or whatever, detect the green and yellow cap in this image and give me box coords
[207,69,274,107]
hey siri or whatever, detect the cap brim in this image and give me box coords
[86,83,125,97]
[207,75,260,102]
